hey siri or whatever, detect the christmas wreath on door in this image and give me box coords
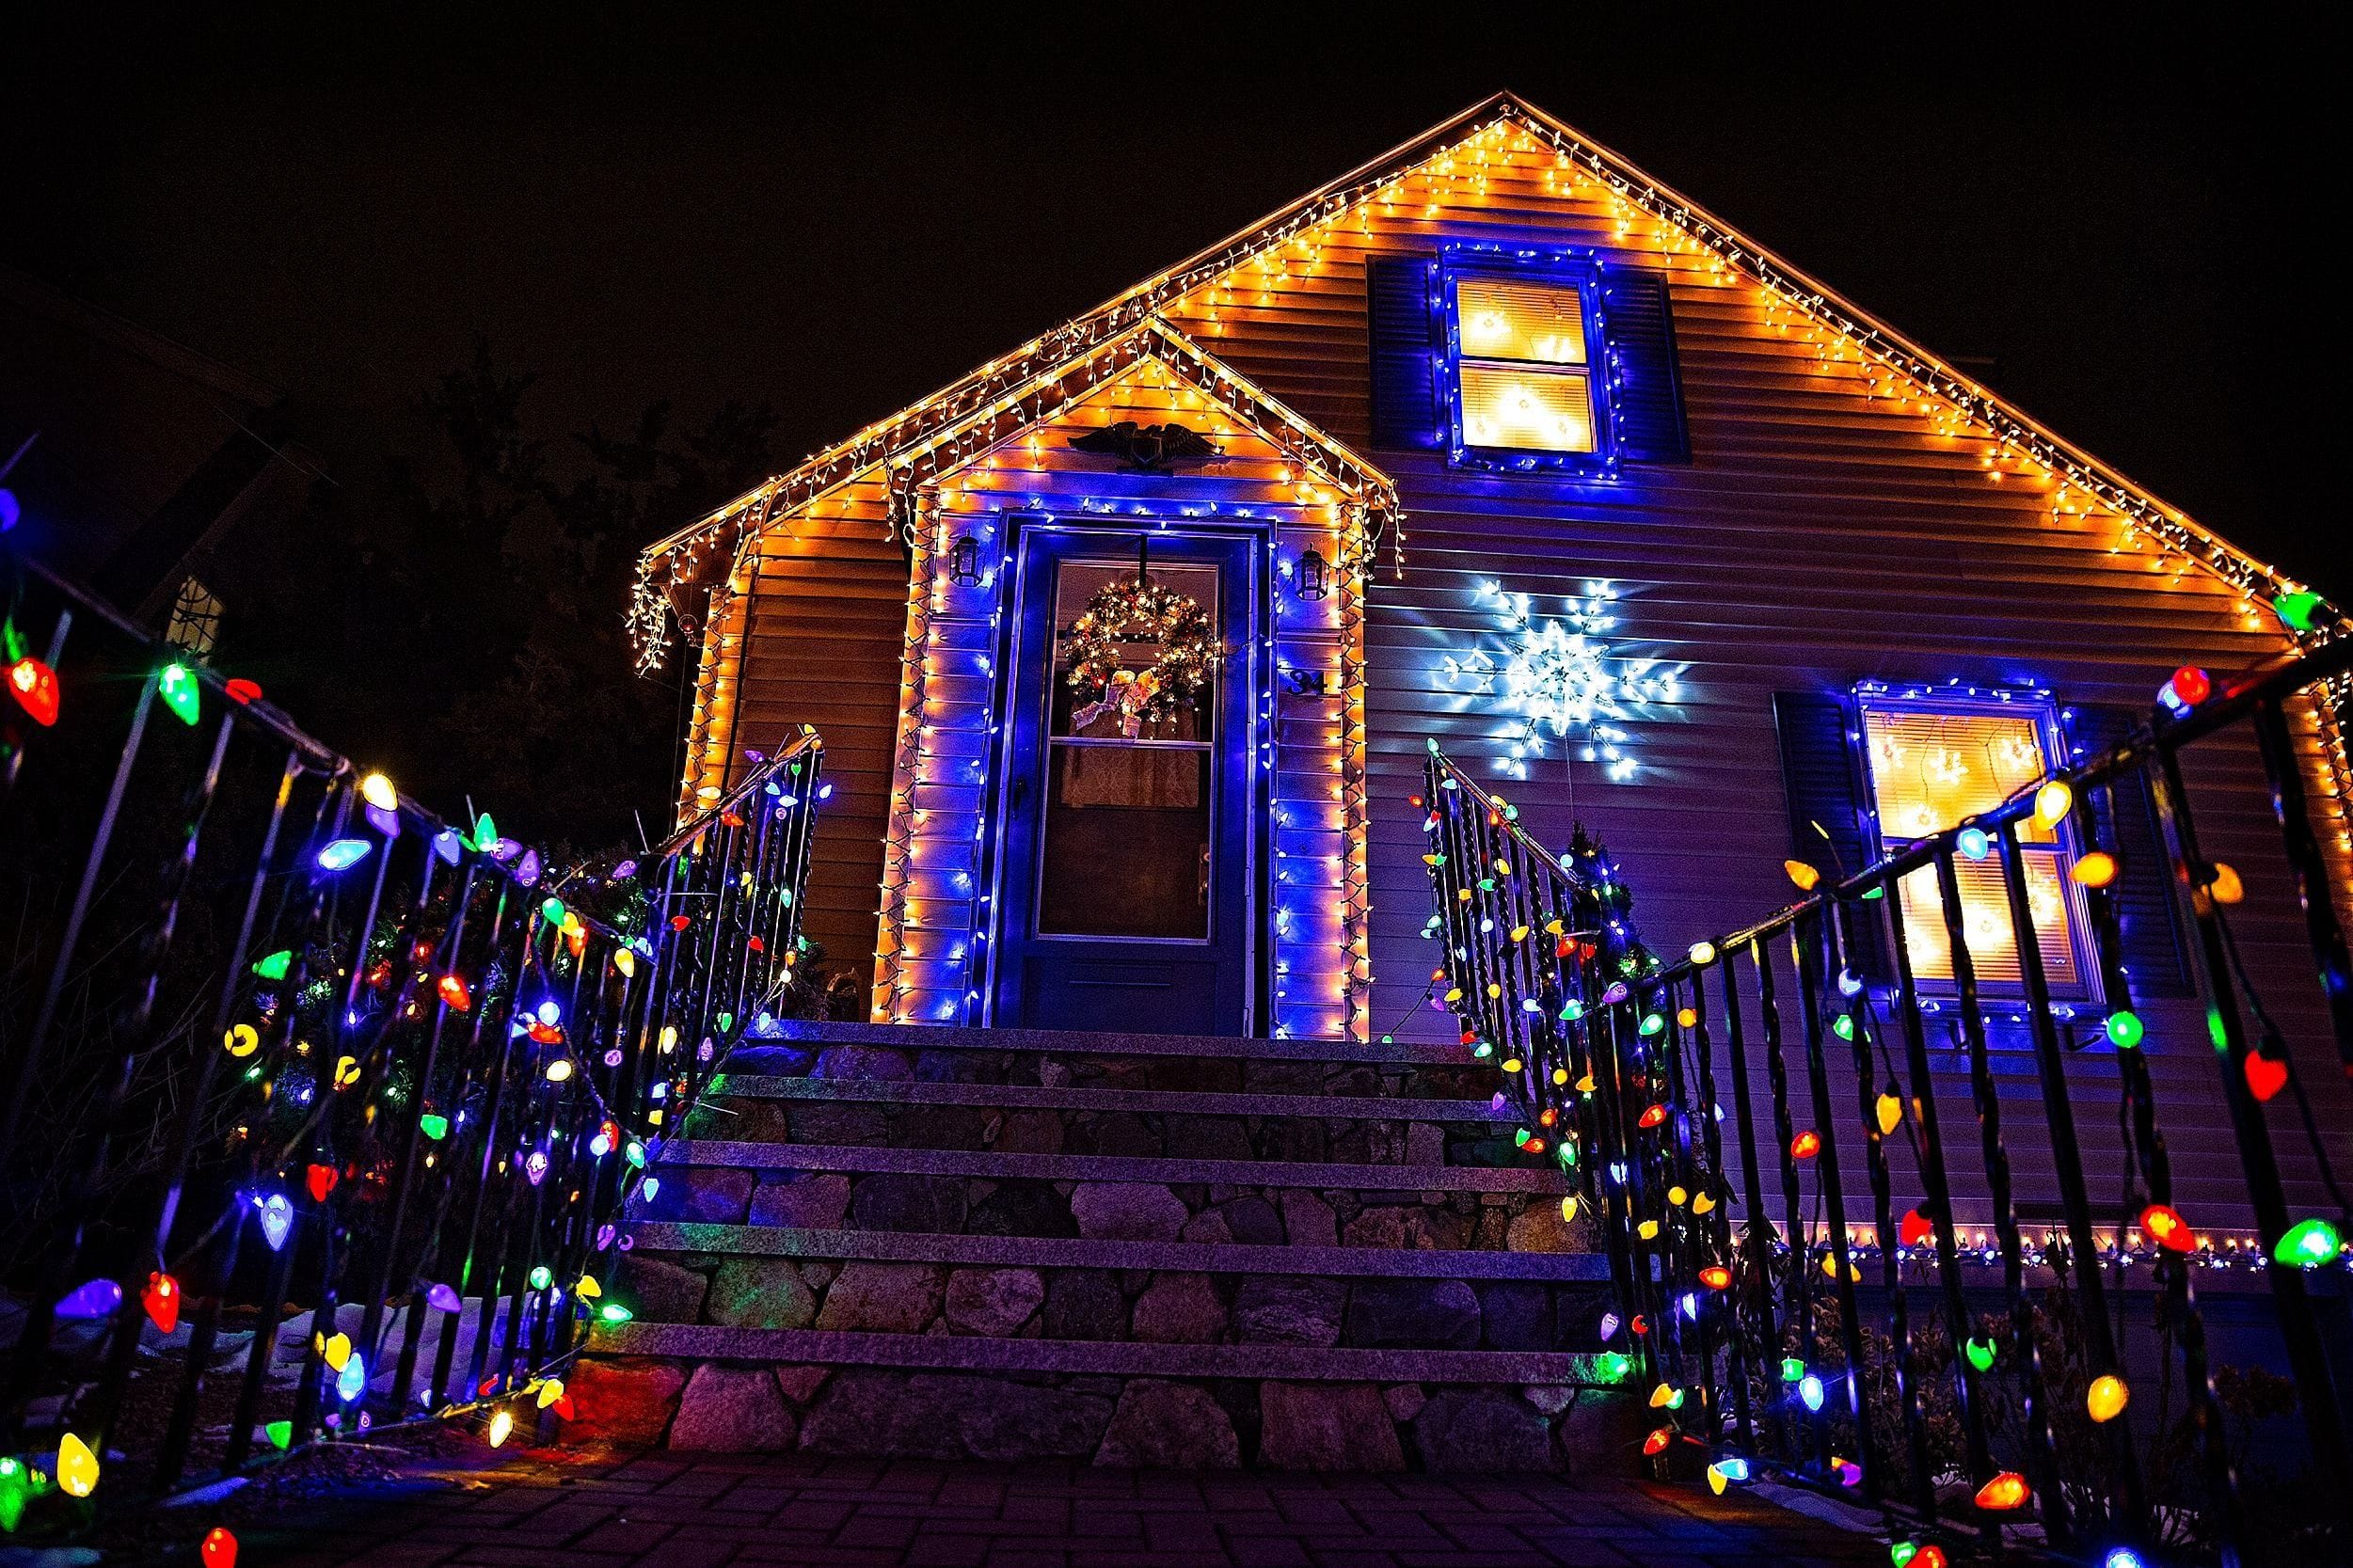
[1062,578,1226,737]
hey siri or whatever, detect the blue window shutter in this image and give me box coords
[2068,705,2193,998]
[1596,268,1690,464]
[1772,691,1884,973]
[1367,256,1439,451]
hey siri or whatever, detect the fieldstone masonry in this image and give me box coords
[574,1022,1644,1470]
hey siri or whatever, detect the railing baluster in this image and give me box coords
[1720,948,1788,1461]
[1833,899,1919,1511]
[1996,817,2147,1538]
[2071,780,2246,1560]
[1687,964,1756,1454]
[1792,908,1871,1490]
[1753,936,1811,1467]
[1880,873,1997,1526]
[2149,743,2353,1515]
[1933,844,2070,1543]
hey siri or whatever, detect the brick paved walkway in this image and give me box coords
[237,1448,1893,1568]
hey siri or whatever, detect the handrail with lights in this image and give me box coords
[1421,634,2353,1563]
[0,546,827,1535]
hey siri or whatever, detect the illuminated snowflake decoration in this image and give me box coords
[1442,580,1681,782]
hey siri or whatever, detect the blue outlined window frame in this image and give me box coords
[1438,244,1619,479]
[1852,679,2103,1006]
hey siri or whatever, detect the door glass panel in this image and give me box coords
[1037,558,1218,939]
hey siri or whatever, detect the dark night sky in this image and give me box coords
[5,7,2344,597]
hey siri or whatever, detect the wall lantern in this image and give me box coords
[946,536,981,586]
[1294,546,1329,601]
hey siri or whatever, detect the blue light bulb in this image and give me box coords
[1798,1372,1825,1413]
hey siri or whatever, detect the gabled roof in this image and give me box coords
[629,316,1397,662]
[631,90,2328,662]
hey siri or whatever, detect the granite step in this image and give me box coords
[592,1321,1621,1387]
[629,1143,1579,1253]
[729,1019,1501,1101]
[612,1222,1613,1354]
[685,1074,1519,1165]
[628,1226,1610,1281]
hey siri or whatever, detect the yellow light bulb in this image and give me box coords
[360,772,398,812]
[2087,1374,2129,1423]
[2071,851,2118,888]
[56,1432,99,1497]
[2032,780,2072,828]
[1559,1196,1579,1223]
[487,1409,515,1448]
[1876,1094,1903,1136]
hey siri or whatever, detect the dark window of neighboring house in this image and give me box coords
[1366,246,1689,469]
[164,577,223,662]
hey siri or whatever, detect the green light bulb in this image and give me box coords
[2275,590,2326,631]
[254,949,293,981]
[2276,1217,2343,1268]
[2105,1010,2144,1049]
[159,663,200,726]
[1964,1337,1996,1371]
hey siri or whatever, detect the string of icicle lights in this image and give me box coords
[629,96,2330,671]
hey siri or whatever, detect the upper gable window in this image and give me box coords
[1443,264,1604,467]
[1455,278,1596,455]
[1367,247,1688,467]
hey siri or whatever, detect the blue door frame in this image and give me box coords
[981,519,1267,1036]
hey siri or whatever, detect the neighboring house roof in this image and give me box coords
[0,264,306,612]
[629,90,2330,662]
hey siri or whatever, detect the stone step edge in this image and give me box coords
[630,1224,1611,1282]
[652,1141,1570,1194]
[707,1075,1510,1123]
[745,1019,1474,1067]
[589,1322,1621,1387]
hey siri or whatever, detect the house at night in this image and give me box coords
[593,94,2351,1468]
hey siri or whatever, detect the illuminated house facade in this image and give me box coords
[628,94,2349,1203]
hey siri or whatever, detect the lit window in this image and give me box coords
[1450,275,1596,455]
[165,577,224,662]
[1855,689,2091,996]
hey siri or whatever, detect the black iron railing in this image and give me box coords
[0,551,824,1532]
[1425,635,2353,1566]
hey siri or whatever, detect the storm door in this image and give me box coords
[987,527,1257,1035]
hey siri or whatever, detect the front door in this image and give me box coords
[989,525,1258,1035]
